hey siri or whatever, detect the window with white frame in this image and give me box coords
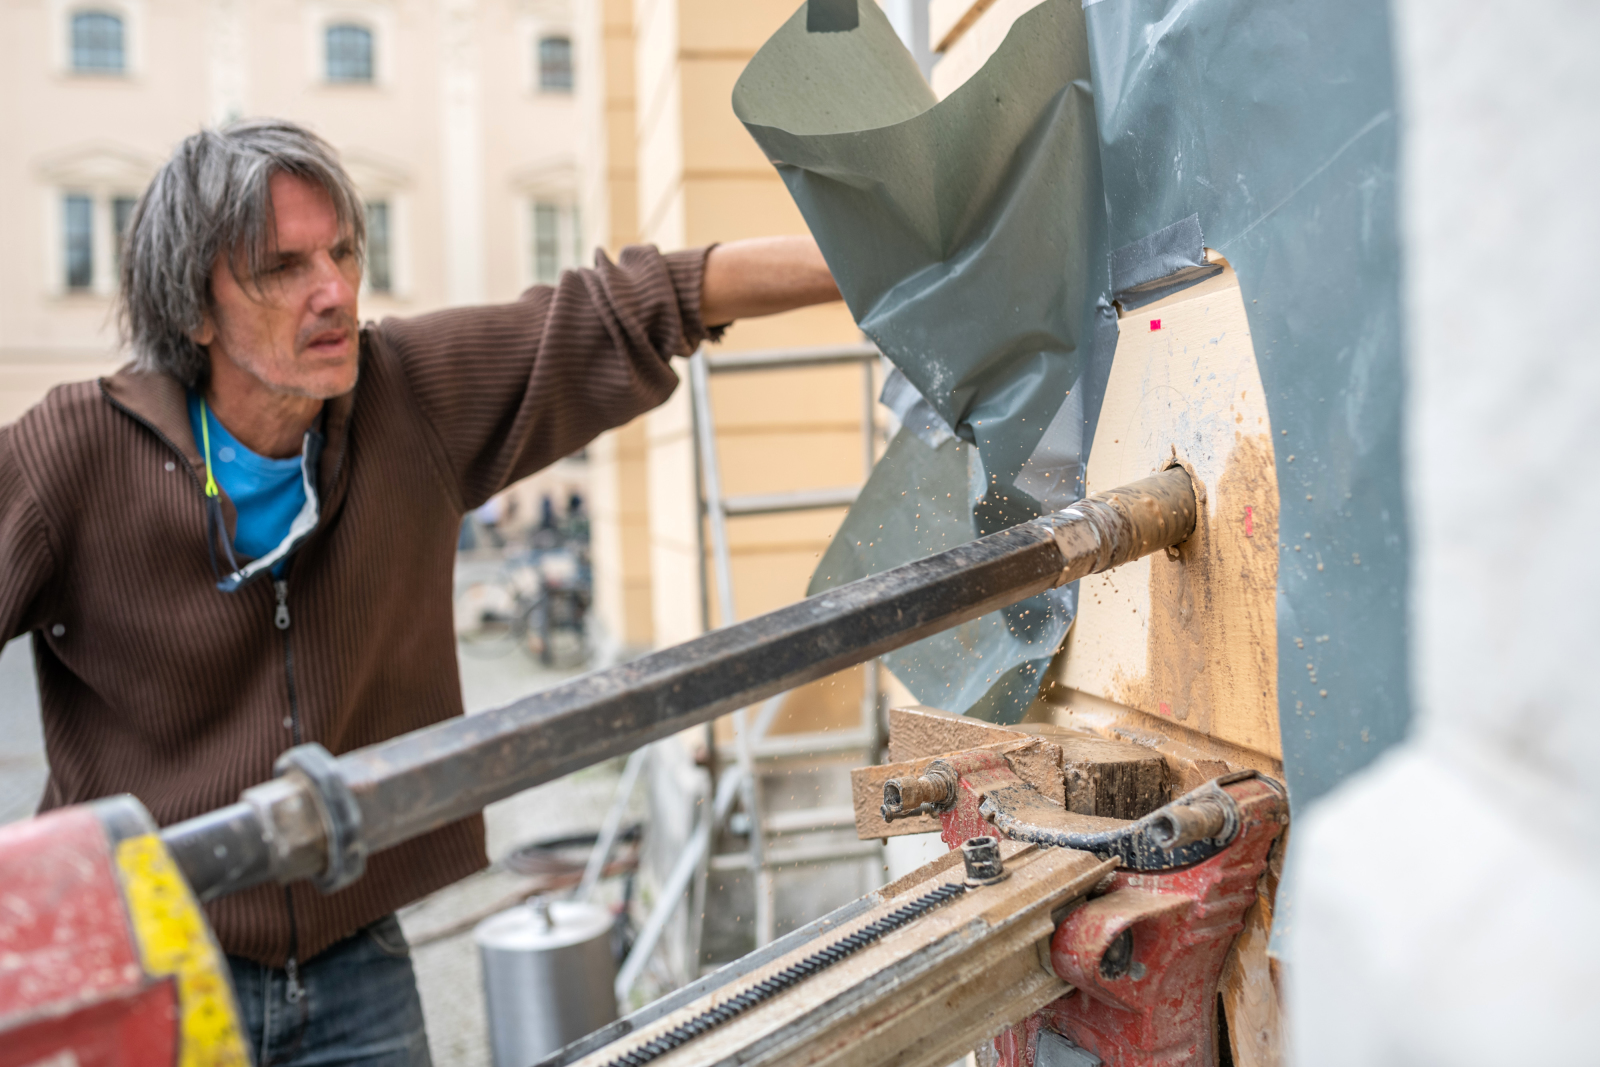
[537,35,573,92]
[531,202,582,285]
[57,189,140,294]
[63,195,94,290]
[325,23,374,83]
[70,10,125,73]
[365,200,393,293]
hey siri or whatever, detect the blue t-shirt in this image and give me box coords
[187,393,308,564]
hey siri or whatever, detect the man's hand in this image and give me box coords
[699,236,843,327]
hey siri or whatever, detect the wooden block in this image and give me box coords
[1061,263,1282,761]
[1018,724,1169,819]
[1176,758,1233,796]
[876,706,1167,823]
[852,737,1065,840]
[885,705,1166,818]
[886,705,1028,762]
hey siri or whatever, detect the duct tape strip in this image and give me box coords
[1109,213,1222,310]
[807,0,859,32]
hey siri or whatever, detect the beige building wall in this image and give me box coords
[0,0,210,422]
[635,0,865,659]
[928,0,1044,98]
[1,0,584,420]
[576,0,657,654]
[577,0,877,729]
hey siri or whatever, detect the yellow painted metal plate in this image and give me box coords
[115,834,250,1066]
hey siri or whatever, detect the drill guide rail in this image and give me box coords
[161,467,1198,902]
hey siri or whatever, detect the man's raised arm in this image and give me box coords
[700,236,842,327]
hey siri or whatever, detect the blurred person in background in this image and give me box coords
[0,118,840,1065]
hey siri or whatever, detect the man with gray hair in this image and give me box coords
[0,119,841,1064]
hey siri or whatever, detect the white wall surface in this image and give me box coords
[1286,1,1600,1061]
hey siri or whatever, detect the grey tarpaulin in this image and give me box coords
[734,0,1115,723]
[736,0,1409,814]
[1084,0,1409,811]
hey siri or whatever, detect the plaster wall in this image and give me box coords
[1287,1,1600,1061]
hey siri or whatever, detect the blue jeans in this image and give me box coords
[227,914,433,1067]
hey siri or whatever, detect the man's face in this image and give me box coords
[195,172,362,399]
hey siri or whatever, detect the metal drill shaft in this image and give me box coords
[164,467,1198,900]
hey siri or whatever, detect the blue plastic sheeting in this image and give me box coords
[735,0,1409,808]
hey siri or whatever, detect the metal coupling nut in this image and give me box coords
[881,759,959,823]
[273,743,368,894]
[961,835,1006,886]
[1146,788,1237,851]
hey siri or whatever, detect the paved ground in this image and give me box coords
[404,644,617,1067]
[0,638,46,826]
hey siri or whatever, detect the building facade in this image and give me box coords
[0,0,584,423]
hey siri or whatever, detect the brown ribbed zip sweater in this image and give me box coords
[0,245,708,967]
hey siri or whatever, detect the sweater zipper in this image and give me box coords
[275,578,306,1003]
[284,892,305,1004]
[106,383,338,1001]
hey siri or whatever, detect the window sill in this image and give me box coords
[59,70,137,82]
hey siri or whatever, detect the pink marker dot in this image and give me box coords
[1150,318,1162,331]
[1245,504,1255,537]
[1159,701,1172,716]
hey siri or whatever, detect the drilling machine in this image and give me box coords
[0,462,1282,1067]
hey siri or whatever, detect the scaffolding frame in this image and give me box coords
[689,343,885,949]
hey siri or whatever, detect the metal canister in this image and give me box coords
[475,899,618,1067]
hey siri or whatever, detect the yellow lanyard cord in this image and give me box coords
[198,397,221,499]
